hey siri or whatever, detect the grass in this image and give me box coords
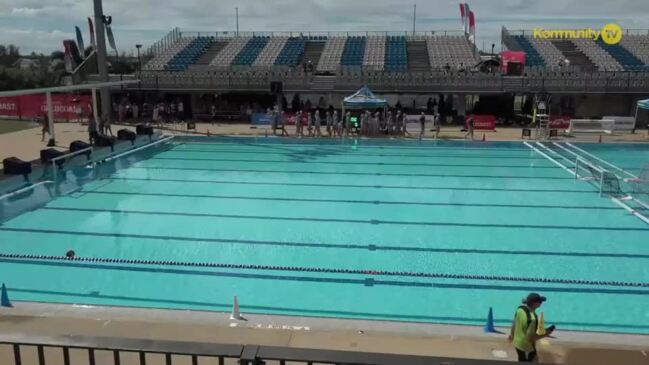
[0,119,38,135]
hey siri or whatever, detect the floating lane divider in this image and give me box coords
[565,142,638,180]
[0,181,54,201]
[523,142,575,176]
[0,253,647,288]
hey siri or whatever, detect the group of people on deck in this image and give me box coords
[269,108,449,140]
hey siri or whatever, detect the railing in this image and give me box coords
[173,29,468,40]
[0,334,516,365]
[136,69,649,93]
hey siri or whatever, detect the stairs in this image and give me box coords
[406,41,430,72]
[551,40,597,72]
[311,75,336,91]
[301,41,325,69]
[195,41,229,65]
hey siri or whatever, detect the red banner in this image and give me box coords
[549,115,573,129]
[466,115,497,131]
[500,51,526,74]
[0,96,21,117]
[0,94,91,120]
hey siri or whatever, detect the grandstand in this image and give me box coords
[132,28,649,99]
[502,27,649,72]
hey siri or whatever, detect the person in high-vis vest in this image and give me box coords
[508,293,553,362]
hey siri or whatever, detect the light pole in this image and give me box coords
[235,7,239,36]
[93,0,111,123]
[135,44,142,116]
[412,4,416,36]
[135,44,142,73]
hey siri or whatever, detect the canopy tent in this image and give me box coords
[634,99,649,133]
[342,86,388,110]
[638,99,649,110]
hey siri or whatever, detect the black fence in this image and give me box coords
[1,334,517,365]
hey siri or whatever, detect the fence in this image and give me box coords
[1,334,517,365]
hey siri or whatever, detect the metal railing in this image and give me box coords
[136,69,649,93]
[0,334,515,365]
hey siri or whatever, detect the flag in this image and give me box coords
[106,25,117,51]
[463,3,470,33]
[63,40,74,73]
[459,3,466,26]
[75,26,85,55]
[88,17,96,49]
[469,11,476,40]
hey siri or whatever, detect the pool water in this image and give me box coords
[1,138,648,334]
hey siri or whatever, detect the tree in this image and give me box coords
[50,51,65,60]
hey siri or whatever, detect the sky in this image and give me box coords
[1,0,649,55]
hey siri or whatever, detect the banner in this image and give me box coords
[549,115,572,129]
[500,51,526,73]
[0,95,92,120]
[469,11,476,40]
[106,25,117,51]
[459,4,466,26]
[466,115,497,131]
[0,97,21,118]
[63,40,74,73]
[88,17,96,49]
[75,26,85,55]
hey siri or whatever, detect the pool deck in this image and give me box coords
[0,121,648,166]
[1,302,648,365]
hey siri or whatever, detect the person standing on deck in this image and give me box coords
[509,293,553,362]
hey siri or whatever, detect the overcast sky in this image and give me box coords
[2,0,649,55]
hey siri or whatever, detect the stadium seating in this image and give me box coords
[275,37,306,66]
[341,36,366,67]
[363,36,386,71]
[232,36,270,66]
[571,38,623,71]
[317,36,347,72]
[210,37,251,67]
[526,37,565,67]
[143,37,194,71]
[385,36,408,72]
[253,36,288,67]
[512,35,545,67]
[426,35,478,70]
[597,39,649,71]
[165,36,213,71]
[620,34,649,66]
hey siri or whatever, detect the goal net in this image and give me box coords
[575,157,622,197]
[567,119,615,134]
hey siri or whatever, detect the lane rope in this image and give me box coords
[1,253,647,288]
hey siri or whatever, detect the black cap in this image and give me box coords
[526,293,547,304]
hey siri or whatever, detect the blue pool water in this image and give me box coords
[0,138,648,334]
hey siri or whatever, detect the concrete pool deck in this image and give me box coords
[0,121,648,167]
[0,302,648,364]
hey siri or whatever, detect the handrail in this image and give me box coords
[94,136,173,164]
[49,146,93,170]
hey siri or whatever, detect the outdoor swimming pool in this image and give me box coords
[0,137,648,334]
